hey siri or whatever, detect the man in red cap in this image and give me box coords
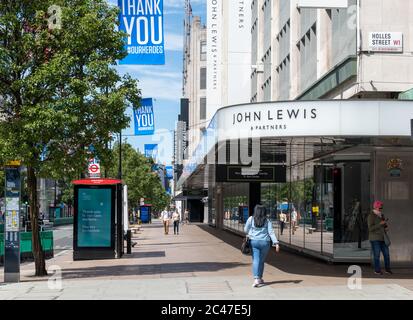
[368,200,392,275]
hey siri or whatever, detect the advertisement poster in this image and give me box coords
[5,198,19,211]
[118,0,165,65]
[5,168,20,232]
[5,211,19,232]
[134,98,155,135]
[77,188,112,247]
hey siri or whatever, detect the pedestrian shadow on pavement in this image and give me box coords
[260,280,303,287]
[196,225,413,280]
[58,262,249,280]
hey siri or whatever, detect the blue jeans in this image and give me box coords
[174,221,179,234]
[370,240,391,272]
[250,240,271,279]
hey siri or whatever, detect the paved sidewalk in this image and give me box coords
[1,220,413,300]
[1,277,412,300]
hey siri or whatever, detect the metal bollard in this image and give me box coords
[126,230,132,254]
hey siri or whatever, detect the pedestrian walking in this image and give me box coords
[172,210,180,235]
[39,211,44,225]
[291,207,298,235]
[279,211,286,235]
[244,205,280,288]
[161,207,171,235]
[368,200,392,275]
[184,209,190,224]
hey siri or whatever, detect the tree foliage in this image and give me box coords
[0,169,4,197]
[108,143,170,213]
[0,0,140,275]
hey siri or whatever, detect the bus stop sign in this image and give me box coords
[4,165,21,283]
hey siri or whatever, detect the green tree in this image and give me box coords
[108,143,170,213]
[59,175,76,206]
[0,169,4,197]
[0,0,140,275]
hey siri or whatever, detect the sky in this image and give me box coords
[107,0,206,166]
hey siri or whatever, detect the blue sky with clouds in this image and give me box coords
[107,0,206,165]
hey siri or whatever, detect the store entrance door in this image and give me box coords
[333,161,371,259]
[188,200,204,223]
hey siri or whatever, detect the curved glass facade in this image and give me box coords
[218,137,413,262]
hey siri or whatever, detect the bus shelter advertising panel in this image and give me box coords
[77,188,112,247]
[73,179,122,260]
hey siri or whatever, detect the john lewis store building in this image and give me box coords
[177,99,413,264]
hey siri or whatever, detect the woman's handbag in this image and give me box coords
[241,237,251,255]
[384,231,391,247]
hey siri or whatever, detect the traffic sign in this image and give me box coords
[88,158,101,178]
[89,164,99,173]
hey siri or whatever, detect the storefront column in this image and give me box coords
[215,183,224,229]
[249,182,261,216]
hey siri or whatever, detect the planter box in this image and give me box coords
[0,231,54,264]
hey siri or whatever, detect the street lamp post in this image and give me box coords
[118,131,122,180]
[54,180,57,206]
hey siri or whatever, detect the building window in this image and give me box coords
[200,40,207,61]
[200,67,206,90]
[298,21,317,93]
[200,97,206,120]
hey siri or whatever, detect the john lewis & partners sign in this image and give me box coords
[216,100,413,140]
[118,0,165,65]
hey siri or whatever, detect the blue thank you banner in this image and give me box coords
[144,144,158,160]
[134,98,155,135]
[118,0,165,65]
[165,166,173,179]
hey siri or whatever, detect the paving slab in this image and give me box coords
[1,220,413,300]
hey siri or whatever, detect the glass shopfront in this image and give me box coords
[208,190,217,227]
[223,183,249,233]
[179,100,413,263]
[258,157,333,255]
[220,137,413,261]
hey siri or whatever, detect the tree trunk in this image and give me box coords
[27,166,47,276]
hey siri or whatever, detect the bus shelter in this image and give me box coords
[72,179,124,260]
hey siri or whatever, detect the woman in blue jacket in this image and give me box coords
[244,205,280,287]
